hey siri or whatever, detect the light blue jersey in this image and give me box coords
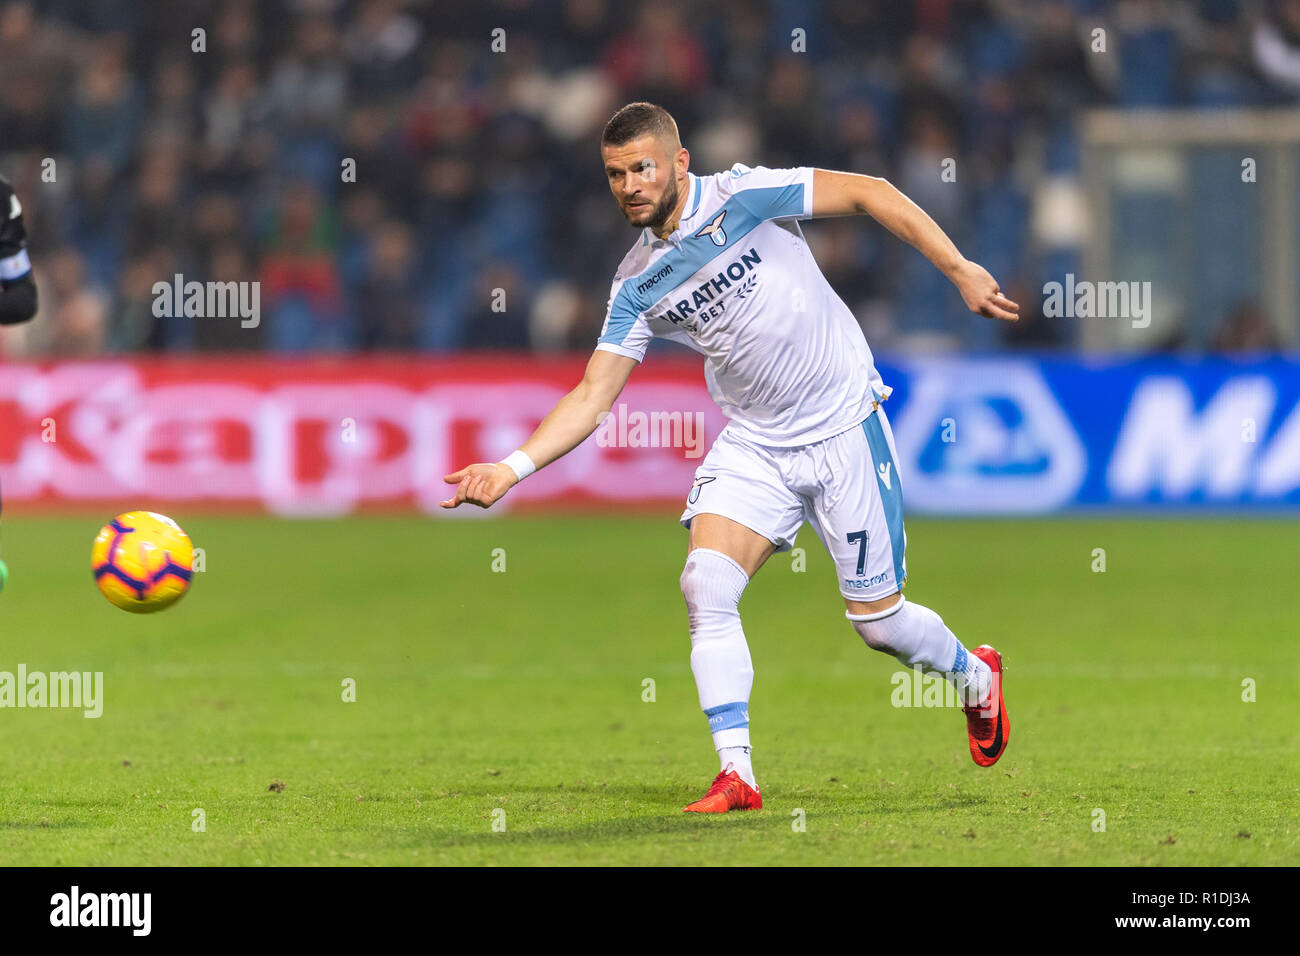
[597,165,888,447]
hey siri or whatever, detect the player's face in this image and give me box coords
[602,136,683,232]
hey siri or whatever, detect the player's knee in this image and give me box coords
[680,548,749,633]
[847,596,908,654]
[852,618,898,653]
[679,561,698,605]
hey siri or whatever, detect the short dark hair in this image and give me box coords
[601,102,681,149]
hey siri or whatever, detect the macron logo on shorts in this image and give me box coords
[877,462,893,490]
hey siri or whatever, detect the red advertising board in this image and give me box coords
[0,356,724,514]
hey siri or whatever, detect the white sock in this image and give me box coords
[948,640,993,706]
[848,597,992,705]
[718,746,756,789]
[681,548,757,788]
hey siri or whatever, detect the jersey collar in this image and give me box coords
[684,171,700,223]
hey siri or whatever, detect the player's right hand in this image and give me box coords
[440,462,518,509]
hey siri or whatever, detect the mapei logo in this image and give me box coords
[694,211,727,247]
[1107,375,1300,501]
[892,361,1086,514]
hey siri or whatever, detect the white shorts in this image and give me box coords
[680,407,907,602]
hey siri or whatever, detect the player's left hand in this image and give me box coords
[952,259,1019,322]
[440,462,517,509]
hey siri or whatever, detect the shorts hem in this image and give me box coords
[838,578,906,603]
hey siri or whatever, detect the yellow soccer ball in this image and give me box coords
[91,511,195,613]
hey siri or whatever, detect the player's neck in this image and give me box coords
[652,177,691,241]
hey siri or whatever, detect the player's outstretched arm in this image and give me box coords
[811,169,1019,322]
[440,348,638,509]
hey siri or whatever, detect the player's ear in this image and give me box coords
[676,146,690,177]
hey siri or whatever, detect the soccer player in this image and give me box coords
[0,171,38,592]
[0,173,37,326]
[442,103,1017,813]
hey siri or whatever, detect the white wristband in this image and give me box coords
[500,449,536,482]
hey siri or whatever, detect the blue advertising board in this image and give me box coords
[874,356,1300,513]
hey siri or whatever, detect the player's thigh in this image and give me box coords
[687,513,778,579]
[680,429,802,579]
[805,412,908,609]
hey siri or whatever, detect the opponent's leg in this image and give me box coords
[681,514,774,807]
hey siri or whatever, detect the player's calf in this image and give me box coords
[681,548,758,790]
[848,597,1008,765]
[847,596,990,705]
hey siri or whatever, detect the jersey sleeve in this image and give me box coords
[721,164,814,222]
[595,278,653,362]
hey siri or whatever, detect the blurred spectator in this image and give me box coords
[197,239,261,351]
[603,0,709,131]
[266,14,348,135]
[44,247,109,355]
[1212,301,1281,352]
[63,36,139,177]
[203,60,267,166]
[146,56,200,145]
[343,0,423,96]
[111,248,173,351]
[462,264,529,349]
[762,57,827,166]
[356,219,420,349]
[0,1,75,153]
[259,183,347,351]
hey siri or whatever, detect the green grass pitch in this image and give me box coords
[0,513,1295,865]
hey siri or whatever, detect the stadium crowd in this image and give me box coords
[0,0,1296,357]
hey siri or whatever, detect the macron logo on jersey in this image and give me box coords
[635,262,674,295]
